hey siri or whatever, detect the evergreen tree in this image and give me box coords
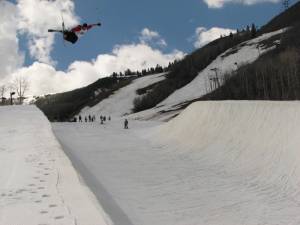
[125,69,132,76]
[251,23,257,38]
[246,25,250,33]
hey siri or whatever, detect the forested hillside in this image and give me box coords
[200,22,300,100]
[133,1,300,111]
[36,77,132,121]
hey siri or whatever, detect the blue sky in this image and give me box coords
[52,0,286,70]
[13,0,288,69]
[1,0,296,96]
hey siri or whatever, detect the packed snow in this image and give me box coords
[0,106,110,225]
[53,101,300,225]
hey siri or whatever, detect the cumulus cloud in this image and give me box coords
[0,1,24,81]
[2,29,184,96]
[203,0,280,8]
[194,27,235,48]
[16,0,79,64]
[139,28,167,48]
[7,43,184,96]
[8,62,97,96]
[94,43,184,75]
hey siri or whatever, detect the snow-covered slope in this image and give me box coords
[0,106,110,225]
[130,29,286,121]
[54,101,300,225]
[80,73,166,118]
[160,29,285,108]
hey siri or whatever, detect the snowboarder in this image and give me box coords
[48,22,101,44]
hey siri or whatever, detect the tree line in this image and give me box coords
[109,62,176,78]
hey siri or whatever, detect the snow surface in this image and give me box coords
[0,106,110,225]
[53,100,300,225]
[80,73,166,118]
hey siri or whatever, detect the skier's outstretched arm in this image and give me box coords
[90,22,101,26]
[86,23,101,30]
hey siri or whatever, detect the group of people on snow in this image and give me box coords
[77,114,96,122]
[75,114,129,129]
[76,114,110,123]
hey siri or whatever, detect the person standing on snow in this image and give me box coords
[124,119,129,129]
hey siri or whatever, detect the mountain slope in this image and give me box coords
[200,23,300,101]
[36,77,132,121]
[129,28,287,121]
[159,29,285,108]
[79,73,166,118]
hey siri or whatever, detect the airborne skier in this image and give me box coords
[48,22,101,44]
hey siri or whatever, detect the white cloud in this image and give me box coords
[0,1,24,81]
[5,42,184,96]
[94,43,184,75]
[203,0,280,8]
[140,28,160,40]
[139,28,167,48]
[9,62,98,96]
[194,27,235,48]
[16,0,79,64]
